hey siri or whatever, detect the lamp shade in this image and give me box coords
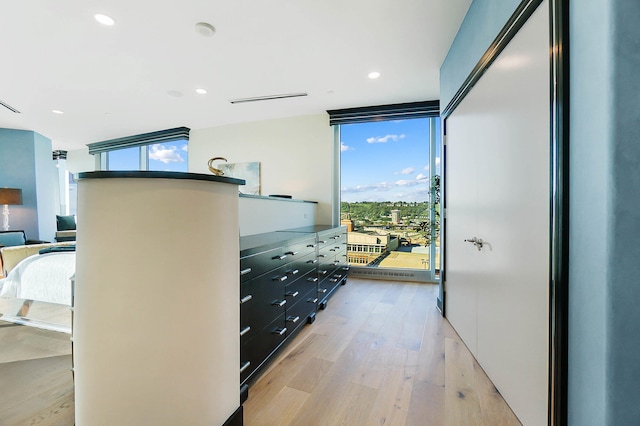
[0,188,23,205]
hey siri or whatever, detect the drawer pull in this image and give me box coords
[285,251,299,256]
[273,299,287,307]
[240,326,251,337]
[335,246,341,250]
[342,266,350,271]
[307,244,317,248]
[307,277,318,283]
[318,254,326,258]
[333,274,343,279]
[240,361,251,373]
[333,260,340,264]
[318,240,327,244]
[272,255,288,260]
[329,249,336,252]
[308,297,319,303]
[319,288,327,293]
[240,295,253,304]
[307,259,318,264]
[287,291,299,298]
[240,268,252,276]
[288,269,299,276]
[318,270,328,275]
[274,275,288,282]
[287,316,300,324]
[329,278,339,283]
[273,327,287,336]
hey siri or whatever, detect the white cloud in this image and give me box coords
[416,173,429,181]
[149,145,185,164]
[366,134,406,144]
[182,145,188,152]
[340,142,353,152]
[398,167,414,175]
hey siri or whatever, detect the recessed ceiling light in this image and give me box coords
[167,90,184,97]
[368,71,381,79]
[195,88,207,95]
[94,14,115,26]
[195,22,216,37]
[52,109,64,114]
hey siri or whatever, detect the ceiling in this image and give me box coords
[0,0,471,151]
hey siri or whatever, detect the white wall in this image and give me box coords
[238,195,316,236]
[189,114,334,225]
[66,148,95,174]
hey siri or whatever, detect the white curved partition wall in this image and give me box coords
[74,171,244,426]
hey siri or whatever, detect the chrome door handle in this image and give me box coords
[464,237,484,251]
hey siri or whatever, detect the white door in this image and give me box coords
[445,3,550,425]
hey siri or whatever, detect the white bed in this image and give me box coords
[0,250,75,333]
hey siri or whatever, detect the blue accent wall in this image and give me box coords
[602,1,640,423]
[0,128,54,240]
[568,1,610,423]
[440,0,522,110]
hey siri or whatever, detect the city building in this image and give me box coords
[346,231,399,265]
[391,209,400,224]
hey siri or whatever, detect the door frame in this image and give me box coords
[438,0,569,424]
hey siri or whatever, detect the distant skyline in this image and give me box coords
[340,117,440,203]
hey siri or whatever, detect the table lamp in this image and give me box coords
[0,188,22,231]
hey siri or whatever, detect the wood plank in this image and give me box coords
[243,386,309,426]
[416,296,446,386]
[287,356,334,394]
[0,354,74,426]
[473,358,522,425]
[444,337,484,425]
[367,347,416,425]
[407,380,445,426]
[397,283,431,350]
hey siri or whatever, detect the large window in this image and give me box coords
[88,127,189,172]
[330,102,440,282]
[107,146,140,171]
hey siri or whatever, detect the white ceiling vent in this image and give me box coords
[229,93,308,104]
[0,99,20,113]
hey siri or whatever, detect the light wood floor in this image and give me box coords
[244,279,521,425]
[0,278,520,426]
[0,321,74,426]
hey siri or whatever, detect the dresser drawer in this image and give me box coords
[285,287,317,335]
[285,236,317,260]
[285,269,318,306]
[241,314,287,384]
[283,251,318,282]
[240,275,287,336]
[240,236,316,282]
[240,246,292,282]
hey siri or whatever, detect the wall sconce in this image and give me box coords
[0,188,23,231]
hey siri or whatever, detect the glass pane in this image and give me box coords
[108,147,140,171]
[148,140,188,172]
[340,117,439,273]
[68,172,77,216]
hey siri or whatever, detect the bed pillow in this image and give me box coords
[56,215,76,231]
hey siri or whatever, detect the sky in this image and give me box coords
[108,140,188,172]
[340,117,440,203]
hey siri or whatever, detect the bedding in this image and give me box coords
[0,251,75,306]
